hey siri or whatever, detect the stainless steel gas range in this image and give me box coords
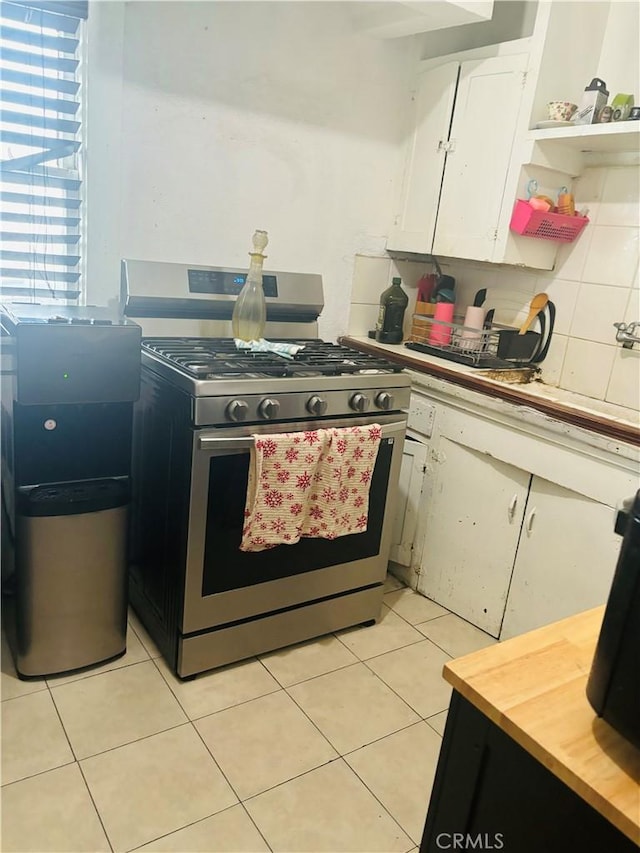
[122,260,410,678]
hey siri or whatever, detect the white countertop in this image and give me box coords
[344,335,640,438]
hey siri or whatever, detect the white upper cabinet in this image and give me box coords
[388,53,527,263]
[388,62,459,255]
[387,1,639,269]
[433,53,527,261]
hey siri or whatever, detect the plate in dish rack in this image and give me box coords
[535,120,574,129]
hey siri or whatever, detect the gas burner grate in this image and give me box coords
[142,337,404,379]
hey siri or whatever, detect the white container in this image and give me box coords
[459,306,486,351]
[574,78,609,125]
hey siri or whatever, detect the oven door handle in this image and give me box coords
[197,422,404,452]
[198,436,259,452]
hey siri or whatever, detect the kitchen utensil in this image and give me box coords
[473,288,487,308]
[417,256,443,303]
[498,301,555,363]
[483,308,495,330]
[497,329,542,361]
[409,302,436,344]
[519,293,549,335]
[575,78,609,125]
[417,273,436,303]
[431,273,456,302]
[435,288,455,303]
[532,301,555,363]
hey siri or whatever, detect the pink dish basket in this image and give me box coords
[509,199,589,243]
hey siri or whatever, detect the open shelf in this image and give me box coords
[527,121,640,153]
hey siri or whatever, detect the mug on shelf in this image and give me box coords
[547,101,578,122]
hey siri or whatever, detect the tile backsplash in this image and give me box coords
[349,165,640,415]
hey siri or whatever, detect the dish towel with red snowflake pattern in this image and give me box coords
[240,424,382,552]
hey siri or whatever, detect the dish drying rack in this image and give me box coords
[405,317,536,370]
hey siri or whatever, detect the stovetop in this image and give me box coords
[142,338,405,380]
[140,337,411,423]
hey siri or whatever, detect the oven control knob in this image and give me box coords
[306,395,328,416]
[258,398,280,420]
[226,399,249,422]
[375,392,394,411]
[349,393,370,413]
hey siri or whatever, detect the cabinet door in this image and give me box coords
[432,53,527,262]
[389,437,428,567]
[419,437,529,636]
[386,62,459,254]
[500,478,621,640]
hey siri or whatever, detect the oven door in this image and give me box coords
[182,414,406,634]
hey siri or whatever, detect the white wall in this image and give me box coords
[417,0,536,59]
[348,0,639,413]
[85,0,417,342]
[597,0,640,98]
[84,0,125,310]
[349,163,640,412]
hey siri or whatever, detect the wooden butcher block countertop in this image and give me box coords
[443,607,640,845]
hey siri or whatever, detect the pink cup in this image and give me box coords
[428,302,455,346]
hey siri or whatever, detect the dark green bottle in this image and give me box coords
[375,277,408,343]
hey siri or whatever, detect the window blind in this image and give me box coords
[1,0,87,303]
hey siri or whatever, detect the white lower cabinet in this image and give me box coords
[389,436,428,569]
[500,477,620,640]
[419,436,622,639]
[418,436,530,636]
[400,373,638,640]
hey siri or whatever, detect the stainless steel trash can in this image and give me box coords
[15,478,129,677]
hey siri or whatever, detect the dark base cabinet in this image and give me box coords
[421,692,638,853]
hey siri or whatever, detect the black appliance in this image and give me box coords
[1,304,141,677]
[586,490,640,749]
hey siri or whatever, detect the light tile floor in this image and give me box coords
[0,575,496,853]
